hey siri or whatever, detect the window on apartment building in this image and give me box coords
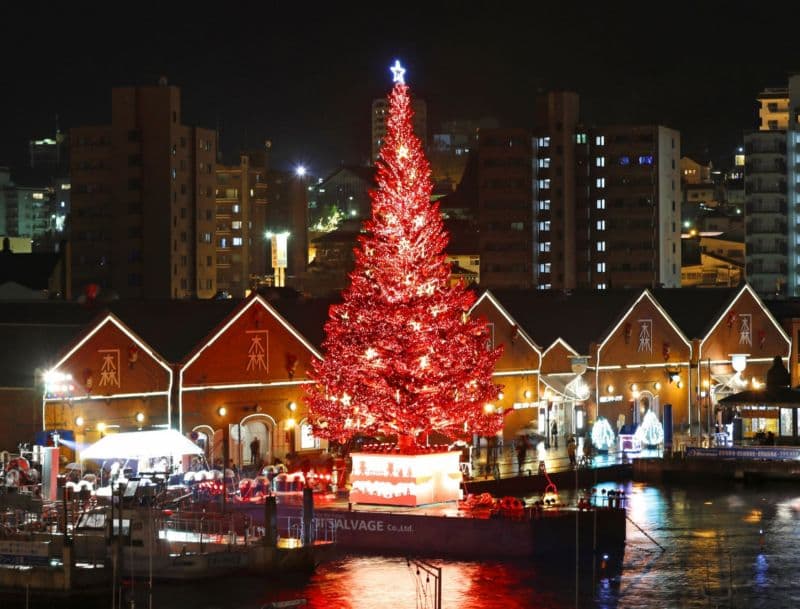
[232,237,243,246]
[180,184,187,195]
[537,179,551,189]
[180,207,187,218]
[207,256,212,267]
[596,157,605,167]
[180,231,187,242]
[596,262,606,273]
[206,210,213,221]
[171,168,177,181]
[173,264,177,276]
[537,137,550,147]
[595,135,605,146]
[537,158,550,168]
[576,133,587,144]
[638,155,654,165]
[596,178,605,188]
[128,273,143,286]
[128,130,141,142]
[128,178,141,190]
[538,263,551,273]
[539,200,551,211]
[619,156,630,166]
[597,283,607,290]
[510,222,524,231]
[538,284,552,290]
[596,199,606,209]
[232,204,241,214]
[232,221,242,230]
[596,220,606,231]
[181,255,187,267]
[597,241,606,252]
[201,232,212,243]
[180,278,187,289]
[538,221,551,232]
[538,241,551,252]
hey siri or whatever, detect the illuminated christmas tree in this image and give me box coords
[635,411,664,447]
[591,417,616,452]
[306,61,503,447]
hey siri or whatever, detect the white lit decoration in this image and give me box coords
[98,349,121,388]
[637,319,652,353]
[390,59,406,84]
[245,330,269,371]
[739,314,752,346]
[591,417,616,451]
[635,410,664,447]
[349,451,461,507]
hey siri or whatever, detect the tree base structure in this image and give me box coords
[349,450,462,507]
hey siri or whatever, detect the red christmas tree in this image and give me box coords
[305,62,503,446]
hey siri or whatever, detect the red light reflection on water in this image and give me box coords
[301,555,571,609]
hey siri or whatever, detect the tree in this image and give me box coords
[305,63,503,447]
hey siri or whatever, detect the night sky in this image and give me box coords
[2,3,800,178]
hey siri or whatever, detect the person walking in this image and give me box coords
[250,435,261,465]
[567,436,577,467]
[516,436,528,474]
[550,420,559,449]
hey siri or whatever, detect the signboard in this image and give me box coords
[686,446,800,460]
[0,540,50,566]
[599,395,624,403]
[349,451,461,507]
[271,233,288,268]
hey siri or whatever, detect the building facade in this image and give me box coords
[70,82,217,299]
[215,152,269,297]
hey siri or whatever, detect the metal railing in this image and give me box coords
[278,516,337,544]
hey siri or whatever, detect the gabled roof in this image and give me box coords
[270,296,339,350]
[106,300,242,363]
[651,287,739,340]
[479,289,640,355]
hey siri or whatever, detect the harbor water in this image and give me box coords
[11,481,800,608]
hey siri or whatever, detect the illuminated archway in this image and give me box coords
[238,414,276,469]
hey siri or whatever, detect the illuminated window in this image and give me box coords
[638,155,654,165]
[538,283,552,290]
[595,135,605,146]
[537,137,551,147]
[232,204,241,213]
[539,242,551,252]
[537,157,551,168]
[299,421,321,450]
[619,156,630,166]
[596,262,606,273]
[596,220,606,231]
[576,133,587,144]
[538,263,551,273]
[597,283,607,290]
[510,222,524,231]
[596,157,605,167]
[537,179,551,189]
[597,241,606,251]
[538,221,551,232]
[596,198,606,209]
[231,221,242,230]
[232,237,243,246]
[596,178,605,188]
[539,200,551,211]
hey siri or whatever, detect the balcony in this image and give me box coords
[746,221,787,235]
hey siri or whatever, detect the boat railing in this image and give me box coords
[278,515,337,544]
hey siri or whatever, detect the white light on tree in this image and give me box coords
[591,417,616,451]
[635,410,664,446]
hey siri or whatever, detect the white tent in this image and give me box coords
[80,429,203,462]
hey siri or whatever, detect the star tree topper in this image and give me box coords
[390,59,406,84]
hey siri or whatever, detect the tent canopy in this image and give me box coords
[80,429,203,462]
[718,387,800,407]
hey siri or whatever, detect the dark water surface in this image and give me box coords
[17,481,800,608]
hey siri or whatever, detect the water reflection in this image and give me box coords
[148,483,800,609]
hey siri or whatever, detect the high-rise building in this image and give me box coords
[744,81,792,298]
[477,128,535,288]
[214,151,269,297]
[0,168,53,242]
[429,118,498,193]
[532,92,581,290]
[473,92,681,291]
[577,125,682,290]
[371,97,426,163]
[70,81,217,299]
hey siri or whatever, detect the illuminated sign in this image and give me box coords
[349,451,461,507]
[599,395,624,403]
[271,233,288,268]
